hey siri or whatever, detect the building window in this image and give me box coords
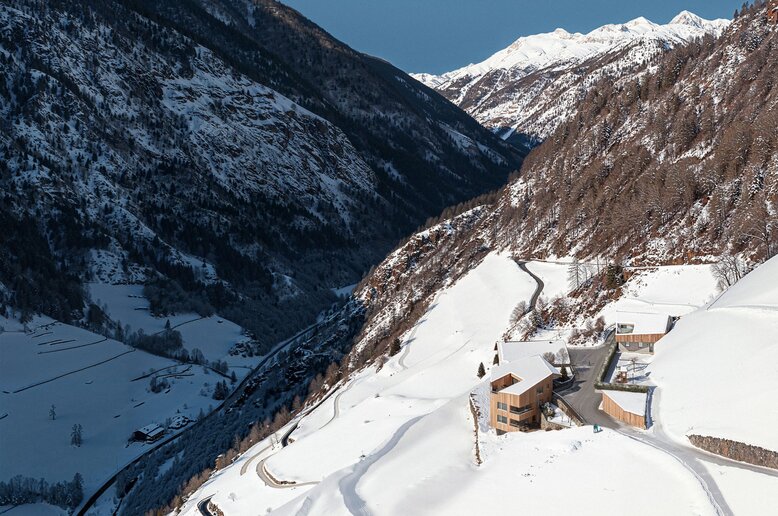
[497,402,507,411]
[618,323,635,334]
[509,419,521,427]
[497,415,508,424]
[536,385,544,394]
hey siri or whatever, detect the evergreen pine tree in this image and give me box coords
[70,424,82,447]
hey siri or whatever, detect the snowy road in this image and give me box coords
[337,416,424,515]
[196,495,214,516]
[515,260,544,311]
[322,381,354,429]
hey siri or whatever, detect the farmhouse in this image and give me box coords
[615,311,672,354]
[497,339,570,366]
[133,423,165,443]
[490,355,559,434]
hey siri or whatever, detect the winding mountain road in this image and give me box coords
[77,319,325,516]
[514,260,544,311]
[196,495,214,516]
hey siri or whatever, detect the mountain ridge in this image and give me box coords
[0,0,521,342]
[413,11,729,142]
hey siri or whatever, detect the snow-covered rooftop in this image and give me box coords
[137,424,163,435]
[498,339,569,364]
[491,355,559,396]
[604,390,647,417]
[616,311,671,335]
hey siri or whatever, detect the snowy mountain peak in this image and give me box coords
[412,11,730,141]
[625,16,656,28]
[670,10,708,28]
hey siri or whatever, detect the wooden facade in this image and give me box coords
[602,392,646,429]
[615,333,665,344]
[489,375,554,434]
[769,0,778,24]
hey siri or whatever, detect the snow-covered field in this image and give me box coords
[9,254,770,515]
[0,285,255,504]
[0,317,223,498]
[648,257,778,451]
[177,254,724,516]
[89,283,254,367]
[600,264,718,323]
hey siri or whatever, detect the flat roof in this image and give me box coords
[604,390,647,417]
[491,355,559,397]
[498,340,569,364]
[616,311,671,335]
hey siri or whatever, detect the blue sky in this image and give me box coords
[280,0,738,74]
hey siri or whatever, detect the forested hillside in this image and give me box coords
[348,2,778,368]
[0,0,520,341]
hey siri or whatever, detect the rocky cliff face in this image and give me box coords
[0,0,520,340]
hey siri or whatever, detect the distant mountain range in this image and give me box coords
[413,11,729,144]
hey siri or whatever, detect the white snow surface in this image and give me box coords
[176,254,718,516]
[649,256,778,451]
[416,12,728,89]
[88,283,253,366]
[599,264,718,326]
[413,12,729,140]
[491,355,558,396]
[0,318,226,496]
[497,339,569,364]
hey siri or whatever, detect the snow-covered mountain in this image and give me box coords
[348,3,778,397]
[136,6,777,515]
[0,0,520,342]
[413,11,729,142]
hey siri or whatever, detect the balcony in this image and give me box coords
[510,405,532,415]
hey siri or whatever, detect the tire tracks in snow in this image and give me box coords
[338,416,424,515]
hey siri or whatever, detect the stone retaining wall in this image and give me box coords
[552,393,586,426]
[688,435,778,470]
[468,395,483,466]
